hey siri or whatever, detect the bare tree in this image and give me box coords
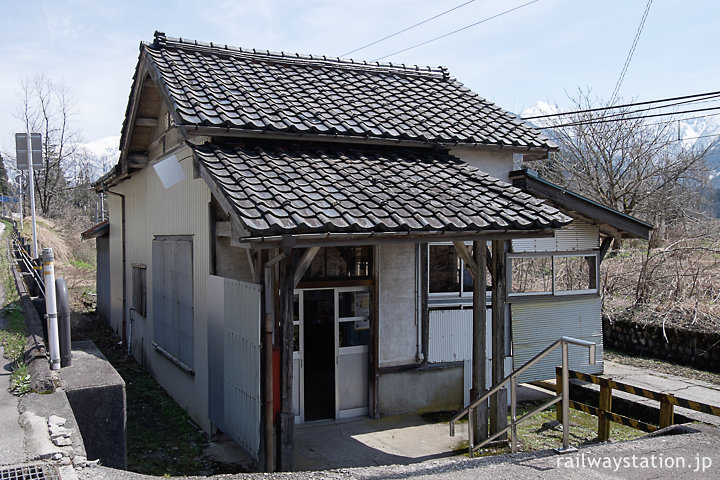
[16,75,79,216]
[531,89,711,244]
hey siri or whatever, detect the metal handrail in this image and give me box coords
[450,336,596,456]
[11,229,45,298]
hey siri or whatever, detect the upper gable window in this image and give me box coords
[298,246,371,282]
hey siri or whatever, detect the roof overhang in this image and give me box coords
[239,229,555,249]
[81,220,109,240]
[509,169,653,240]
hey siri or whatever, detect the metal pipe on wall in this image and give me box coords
[56,277,72,367]
[41,248,60,370]
[105,189,127,345]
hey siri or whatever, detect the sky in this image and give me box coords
[0,0,718,156]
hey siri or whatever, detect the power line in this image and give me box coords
[566,94,720,123]
[373,0,541,61]
[340,0,477,57]
[547,105,720,129]
[522,90,720,120]
[609,0,653,103]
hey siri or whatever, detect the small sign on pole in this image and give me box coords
[15,132,40,257]
[15,133,43,170]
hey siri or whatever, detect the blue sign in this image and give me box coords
[0,196,18,203]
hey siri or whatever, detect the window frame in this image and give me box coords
[506,250,600,300]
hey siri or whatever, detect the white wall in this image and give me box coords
[377,243,419,367]
[449,147,514,182]
[107,145,213,431]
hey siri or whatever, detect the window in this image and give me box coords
[507,252,598,298]
[298,246,371,282]
[152,236,194,370]
[131,264,147,317]
[428,244,490,299]
[338,288,370,348]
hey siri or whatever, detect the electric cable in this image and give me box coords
[609,0,653,103]
[340,0,477,57]
[373,0,541,61]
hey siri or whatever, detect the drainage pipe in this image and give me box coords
[263,249,291,473]
[41,248,60,370]
[105,189,127,345]
[56,278,72,367]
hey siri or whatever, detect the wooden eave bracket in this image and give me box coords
[293,247,320,287]
[453,241,477,279]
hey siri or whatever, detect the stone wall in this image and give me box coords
[603,316,720,373]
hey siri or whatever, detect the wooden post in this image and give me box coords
[556,368,563,423]
[471,241,488,442]
[260,250,274,472]
[598,379,612,441]
[277,251,295,471]
[659,394,675,428]
[490,240,507,439]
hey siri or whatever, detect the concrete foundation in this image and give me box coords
[378,365,463,417]
[58,340,127,469]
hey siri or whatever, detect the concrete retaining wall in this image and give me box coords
[603,316,720,373]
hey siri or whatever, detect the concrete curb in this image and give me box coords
[8,237,55,393]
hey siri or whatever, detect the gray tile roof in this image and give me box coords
[144,32,554,150]
[192,142,571,237]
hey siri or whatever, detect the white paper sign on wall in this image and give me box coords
[153,154,186,189]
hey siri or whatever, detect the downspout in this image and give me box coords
[263,248,291,473]
[415,244,424,362]
[105,188,127,346]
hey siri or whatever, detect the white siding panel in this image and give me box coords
[222,278,262,460]
[512,297,603,383]
[512,221,599,253]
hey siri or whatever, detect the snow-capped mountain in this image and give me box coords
[76,136,120,180]
[518,103,720,186]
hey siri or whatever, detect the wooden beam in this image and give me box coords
[135,117,159,127]
[127,154,148,168]
[453,241,477,279]
[293,247,320,287]
[490,240,507,439]
[278,252,295,471]
[599,237,613,264]
[471,241,488,442]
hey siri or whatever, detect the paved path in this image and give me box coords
[79,424,720,479]
[603,360,720,425]
[0,259,27,466]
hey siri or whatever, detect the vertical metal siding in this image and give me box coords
[114,146,213,431]
[222,278,262,460]
[207,275,225,428]
[428,309,493,363]
[511,297,603,383]
[512,221,599,253]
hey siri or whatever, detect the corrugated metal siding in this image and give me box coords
[512,221,599,252]
[428,310,472,363]
[512,297,603,383]
[428,309,495,363]
[113,146,213,430]
[152,237,194,368]
[222,278,262,460]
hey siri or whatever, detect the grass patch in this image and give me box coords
[9,362,31,395]
[424,402,644,457]
[71,312,221,476]
[69,258,94,269]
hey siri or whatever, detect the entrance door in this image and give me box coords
[302,289,336,421]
